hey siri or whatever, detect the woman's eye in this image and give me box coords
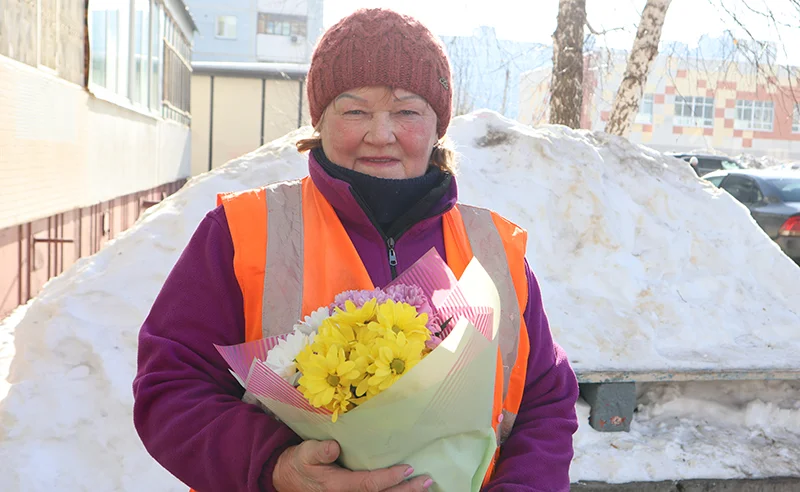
[399,110,419,116]
[344,110,365,115]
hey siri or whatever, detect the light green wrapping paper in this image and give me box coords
[246,258,502,491]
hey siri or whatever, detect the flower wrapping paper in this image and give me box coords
[215,249,502,491]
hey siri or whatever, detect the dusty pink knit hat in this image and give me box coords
[307,8,453,138]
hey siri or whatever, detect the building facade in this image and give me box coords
[0,0,196,318]
[186,0,324,63]
[520,50,800,160]
[190,62,311,174]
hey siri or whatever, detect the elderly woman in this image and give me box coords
[133,8,578,492]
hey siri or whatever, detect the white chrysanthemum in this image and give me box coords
[293,306,331,335]
[265,329,314,383]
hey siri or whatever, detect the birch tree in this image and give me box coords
[549,0,586,128]
[605,0,672,136]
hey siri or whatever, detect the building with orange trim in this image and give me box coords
[520,49,800,160]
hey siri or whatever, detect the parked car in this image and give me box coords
[703,169,800,263]
[669,153,744,176]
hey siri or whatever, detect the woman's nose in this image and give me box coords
[363,113,397,145]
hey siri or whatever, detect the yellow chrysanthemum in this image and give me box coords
[368,300,431,344]
[348,341,375,398]
[367,331,426,393]
[330,299,378,326]
[312,318,358,354]
[297,346,362,415]
[328,387,355,422]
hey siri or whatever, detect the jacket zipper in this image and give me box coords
[386,237,398,278]
[349,191,405,279]
[348,186,450,280]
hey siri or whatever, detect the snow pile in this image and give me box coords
[0,130,313,491]
[1,111,799,490]
[735,153,800,171]
[449,113,800,372]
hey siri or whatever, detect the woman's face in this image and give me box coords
[318,86,439,179]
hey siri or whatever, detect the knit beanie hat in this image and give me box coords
[307,9,453,138]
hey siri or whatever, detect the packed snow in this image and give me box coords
[1,110,799,490]
[735,153,800,171]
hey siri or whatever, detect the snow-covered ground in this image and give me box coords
[1,110,798,490]
[573,380,800,482]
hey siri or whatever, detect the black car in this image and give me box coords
[669,153,743,176]
[703,169,800,263]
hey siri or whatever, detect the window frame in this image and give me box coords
[215,15,237,40]
[735,99,774,131]
[674,96,715,128]
[635,94,654,124]
[257,13,308,38]
[88,0,189,125]
[792,105,800,133]
[720,175,764,205]
[132,0,152,107]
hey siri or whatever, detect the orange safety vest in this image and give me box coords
[205,176,530,489]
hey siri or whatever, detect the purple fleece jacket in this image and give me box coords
[133,155,579,491]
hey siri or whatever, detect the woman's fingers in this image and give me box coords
[382,474,434,492]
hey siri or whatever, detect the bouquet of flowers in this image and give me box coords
[216,249,501,492]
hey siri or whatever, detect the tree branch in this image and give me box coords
[585,20,627,36]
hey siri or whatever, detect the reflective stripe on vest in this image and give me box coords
[218,177,531,484]
[262,179,304,337]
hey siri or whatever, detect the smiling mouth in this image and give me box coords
[358,157,399,165]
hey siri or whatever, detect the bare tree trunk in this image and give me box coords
[549,0,586,128]
[605,0,672,136]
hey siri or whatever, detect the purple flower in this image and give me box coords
[329,284,441,335]
[330,288,391,312]
[426,336,444,351]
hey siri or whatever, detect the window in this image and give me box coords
[635,94,654,124]
[735,100,774,131]
[163,18,192,125]
[90,9,108,87]
[674,96,714,127]
[89,0,190,125]
[89,0,130,96]
[216,15,237,39]
[257,13,307,38]
[705,175,726,187]
[720,175,764,205]
[132,0,151,106]
[793,105,800,133]
[150,1,163,111]
[764,177,800,202]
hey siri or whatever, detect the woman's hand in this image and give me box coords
[273,440,433,492]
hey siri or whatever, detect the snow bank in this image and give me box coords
[1,111,798,490]
[735,153,800,171]
[449,112,800,372]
